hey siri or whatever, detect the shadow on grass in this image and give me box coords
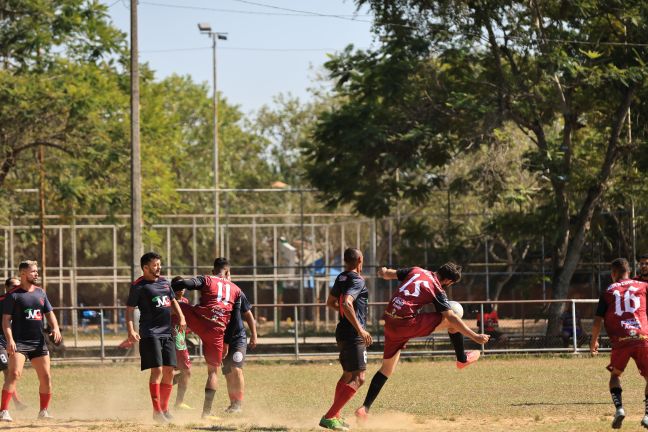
[192,427,288,432]
[511,402,609,406]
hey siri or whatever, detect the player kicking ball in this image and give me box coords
[591,258,648,429]
[355,263,489,422]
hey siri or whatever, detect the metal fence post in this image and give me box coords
[99,308,105,361]
[572,300,578,353]
[480,303,485,355]
[294,305,300,359]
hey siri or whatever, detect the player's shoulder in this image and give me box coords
[131,276,145,287]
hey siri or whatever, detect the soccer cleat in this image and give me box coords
[337,417,350,428]
[175,402,194,410]
[456,350,481,369]
[354,406,368,424]
[224,404,242,414]
[37,409,53,420]
[0,410,12,422]
[163,411,174,421]
[641,414,648,429]
[152,411,169,423]
[319,416,349,431]
[612,407,625,429]
[201,413,222,421]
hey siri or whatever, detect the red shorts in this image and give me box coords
[175,349,191,370]
[383,312,443,359]
[179,302,225,366]
[608,342,648,376]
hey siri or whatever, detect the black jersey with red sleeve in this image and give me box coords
[172,275,241,327]
[330,271,368,341]
[384,267,451,319]
[2,287,53,349]
[127,276,174,338]
[596,279,648,347]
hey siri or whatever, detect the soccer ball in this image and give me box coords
[448,301,464,318]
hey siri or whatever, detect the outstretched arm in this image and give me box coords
[171,276,206,292]
[377,267,398,280]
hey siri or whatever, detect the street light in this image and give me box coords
[198,23,228,256]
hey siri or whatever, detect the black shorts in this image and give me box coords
[0,347,8,371]
[222,339,247,375]
[139,337,176,371]
[337,337,367,372]
[16,344,49,360]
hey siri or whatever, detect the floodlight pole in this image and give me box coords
[199,24,228,257]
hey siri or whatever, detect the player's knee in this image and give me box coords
[8,369,21,381]
[355,374,366,387]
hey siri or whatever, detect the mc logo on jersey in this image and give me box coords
[24,308,42,320]
[153,295,171,308]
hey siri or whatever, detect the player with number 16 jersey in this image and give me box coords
[597,278,648,348]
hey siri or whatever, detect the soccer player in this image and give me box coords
[355,263,490,421]
[170,278,193,410]
[222,289,257,413]
[319,248,371,431]
[127,252,186,423]
[636,254,648,283]
[171,257,242,419]
[1,261,62,422]
[590,258,648,429]
[0,278,26,413]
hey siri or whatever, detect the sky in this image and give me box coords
[103,0,376,114]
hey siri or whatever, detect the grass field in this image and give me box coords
[3,355,647,431]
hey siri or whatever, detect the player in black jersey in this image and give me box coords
[319,248,371,431]
[127,252,186,423]
[0,278,26,414]
[222,290,257,413]
[1,261,61,422]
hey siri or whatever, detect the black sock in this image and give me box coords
[610,387,623,409]
[203,388,216,416]
[449,332,467,363]
[362,372,388,411]
[644,395,648,415]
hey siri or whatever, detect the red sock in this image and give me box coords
[39,393,52,410]
[1,390,12,411]
[149,383,161,412]
[229,391,243,402]
[324,383,357,419]
[160,384,173,412]
[12,389,21,403]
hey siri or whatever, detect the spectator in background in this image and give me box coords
[561,308,585,347]
[636,254,648,283]
[477,304,508,345]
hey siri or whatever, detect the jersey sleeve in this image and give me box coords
[42,293,53,313]
[126,284,141,308]
[171,275,207,292]
[595,292,608,317]
[2,293,15,315]
[396,268,413,282]
[344,277,365,300]
[330,279,342,298]
[431,290,451,313]
[240,292,251,314]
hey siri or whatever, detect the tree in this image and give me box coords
[305,0,648,335]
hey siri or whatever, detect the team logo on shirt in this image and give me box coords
[39,298,45,306]
[152,295,171,308]
[621,318,641,330]
[24,308,42,320]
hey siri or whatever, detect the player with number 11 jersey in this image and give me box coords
[171,257,242,419]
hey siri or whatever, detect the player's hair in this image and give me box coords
[437,262,462,283]
[18,260,37,271]
[213,257,230,274]
[140,252,161,269]
[639,254,648,261]
[4,277,19,289]
[611,258,630,275]
[343,248,362,267]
